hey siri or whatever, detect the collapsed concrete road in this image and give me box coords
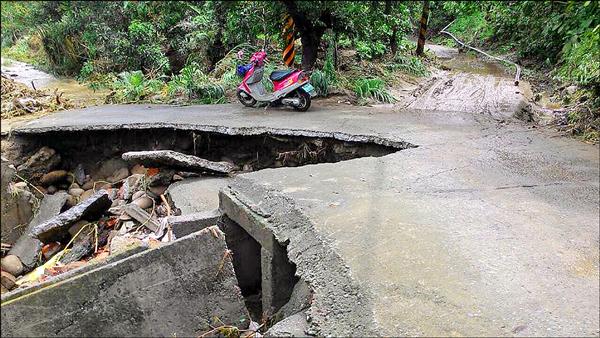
[3,101,599,336]
[1,227,249,337]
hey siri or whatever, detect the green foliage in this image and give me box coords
[440,1,600,87]
[311,70,330,97]
[558,25,600,87]
[356,40,386,60]
[109,71,164,103]
[354,78,395,103]
[391,53,429,77]
[167,62,226,104]
[0,1,41,47]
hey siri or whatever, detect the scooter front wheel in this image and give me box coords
[293,90,311,112]
[237,90,257,107]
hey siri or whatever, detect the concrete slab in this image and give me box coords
[1,226,249,337]
[167,177,230,215]
[7,102,600,336]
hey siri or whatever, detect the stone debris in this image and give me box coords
[122,204,160,232]
[16,146,61,181]
[31,190,112,243]
[9,192,69,270]
[122,150,234,175]
[1,255,23,276]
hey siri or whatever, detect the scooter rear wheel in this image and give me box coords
[237,90,257,107]
[293,90,311,112]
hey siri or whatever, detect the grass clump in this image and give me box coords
[353,78,395,104]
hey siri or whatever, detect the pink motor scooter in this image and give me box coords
[236,50,316,111]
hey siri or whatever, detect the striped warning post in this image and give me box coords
[282,13,296,67]
[416,0,430,56]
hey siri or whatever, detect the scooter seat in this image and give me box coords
[269,70,294,81]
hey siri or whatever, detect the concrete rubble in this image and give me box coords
[31,190,112,243]
[1,227,250,337]
[9,192,68,268]
[122,150,234,175]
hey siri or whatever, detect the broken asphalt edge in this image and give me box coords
[12,122,416,150]
[220,177,382,337]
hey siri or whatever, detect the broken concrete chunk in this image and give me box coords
[122,204,160,232]
[16,146,61,180]
[1,226,250,337]
[122,150,234,174]
[163,210,221,238]
[9,192,69,269]
[265,312,309,337]
[276,279,313,320]
[109,235,143,255]
[31,190,112,243]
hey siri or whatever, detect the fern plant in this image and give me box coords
[353,78,395,103]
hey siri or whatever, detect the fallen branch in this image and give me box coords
[440,20,521,86]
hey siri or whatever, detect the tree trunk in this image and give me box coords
[385,0,398,55]
[416,0,430,56]
[282,0,330,70]
[208,2,227,70]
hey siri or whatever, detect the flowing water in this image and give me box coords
[1,58,108,107]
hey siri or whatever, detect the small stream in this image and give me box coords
[1,58,107,107]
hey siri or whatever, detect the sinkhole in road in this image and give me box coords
[6,127,414,320]
[14,128,413,172]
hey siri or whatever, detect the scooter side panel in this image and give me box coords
[273,70,302,92]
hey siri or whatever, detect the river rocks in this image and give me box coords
[68,187,85,197]
[131,164,147,175]
[16,146,61,180]
[47,185,57,194]
[148,185,168,197]
[1,157,35,244]
[133,196,153,209]
[81,180,94,190]
[107,167,129,183]
[1,271,17,290]
[94,158,128,180]
[121,174,144,200]
[73,164,86,186]
[31,190,112,243]
[122,150,234,175]
[65,195,77,208]
[131,190,146,201]
[80,189,94,201]
[40,170,68,186]
[1,255,23,276]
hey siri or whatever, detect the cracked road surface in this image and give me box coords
[13,101,600,336]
